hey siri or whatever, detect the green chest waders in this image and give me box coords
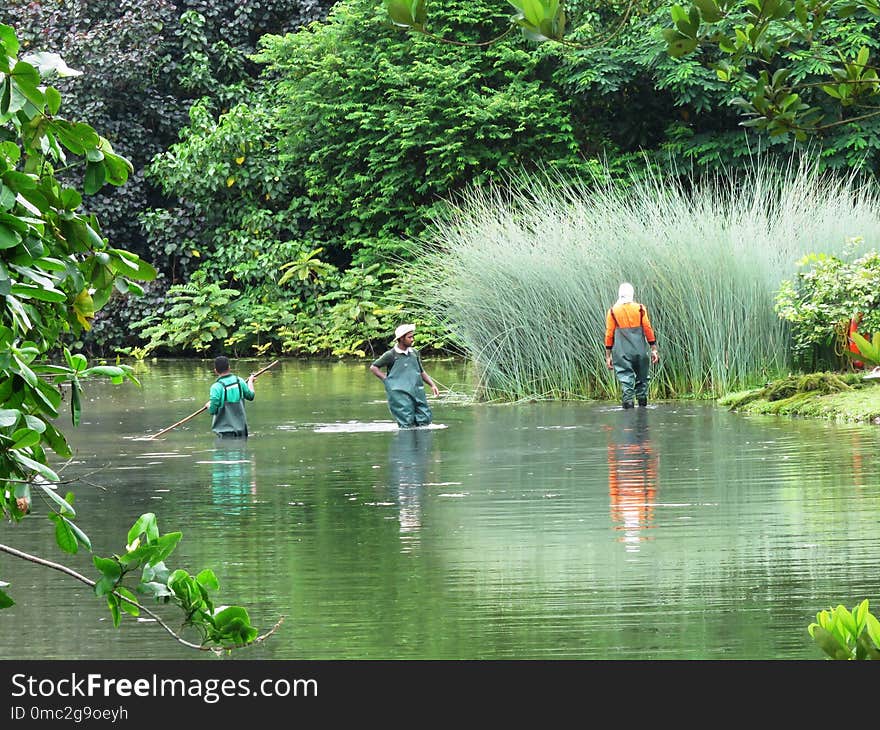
[385,354,433,428]
[611,319,651,406]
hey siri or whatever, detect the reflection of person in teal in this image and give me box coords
[388,428,434,537]
[211,442,256,514]
[369,324,439,428]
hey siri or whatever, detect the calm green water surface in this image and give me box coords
[2,359,879,659]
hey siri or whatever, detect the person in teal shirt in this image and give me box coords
[206,355,255,438]
[370,324,439,428]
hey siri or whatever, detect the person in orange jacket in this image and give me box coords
[604,282,659,409]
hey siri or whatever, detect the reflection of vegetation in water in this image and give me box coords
[211,442,256,514]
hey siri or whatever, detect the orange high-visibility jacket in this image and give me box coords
[604,302,657,349]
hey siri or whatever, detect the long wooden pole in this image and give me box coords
[145,360,281,440]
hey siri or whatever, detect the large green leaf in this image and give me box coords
[35,481,75,516]
[12,354,37,387]
[385,0,416,26]
[83,162,106,195]
[196,569,220,591]
[149,532,182,566]
[213,605,252,629]
[102,152,131,186]
[851,331,880,366]
[50,121,87,156]
[866,612,880,648]
[9,284,66,303]
[0,184,15,210]
[127,513,159,546]
[0,223,21,249]
[52,514,78,555]
[13,452,59,481]
[93,555,122,580]
[109,250,157,281]
[41,422,71,458]
[106,594,121,627]
[694,0,723,22]
[10,428,40,450]
[0,408,20,427]
[10,62,44,108]
[94,575,115,597]
[59,188,82,211]
[3,171,36,191]
[0,78,10,114]
[45,87,61,116]
[23,415,46,433]
[81,365,126,384]
[117,587,140,617]
[70,380,81,426]
[0,24,20,59]
[33,377,62,415]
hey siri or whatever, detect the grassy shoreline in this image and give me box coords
[718,372,880,425]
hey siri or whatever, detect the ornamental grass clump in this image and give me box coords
[410,159,880,400]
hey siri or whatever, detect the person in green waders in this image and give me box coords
[206,355,255,438]
[604,282,659,409]
[370,324,440,428]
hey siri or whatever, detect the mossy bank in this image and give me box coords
[719,372,880,424]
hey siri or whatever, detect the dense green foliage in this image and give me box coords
[775,240,880,368]
[663,0,880,140]
[560,1,880,173]
[388,1,880,150]
[0,25,260,649]
[142,0,599,358]
[0,0,334,354]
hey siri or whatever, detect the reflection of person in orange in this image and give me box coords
[211,441,257,515]
[388,428,434,543]
[607,408,658,551]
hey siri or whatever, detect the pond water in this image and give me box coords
[2,358,879,660]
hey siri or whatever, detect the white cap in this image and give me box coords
[394,323,416,341]
[617,282,634,303]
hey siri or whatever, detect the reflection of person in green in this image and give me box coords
[211,442,256,515]
[388,428,434,537]
[370,324,440,428]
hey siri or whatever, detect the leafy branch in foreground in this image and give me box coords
[1,513,284,652]
[808,599,880,660]
[0,23,273,651]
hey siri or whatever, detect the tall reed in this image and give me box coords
[408,158,880,400]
